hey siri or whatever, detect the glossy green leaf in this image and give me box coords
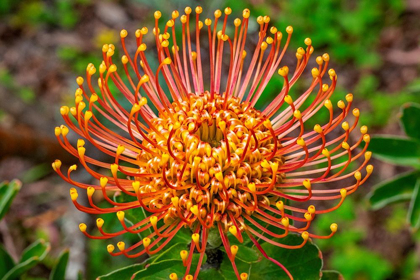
[0,244,15,278]
[219,234,322,280]
[368,171,419,210]
[132,260,184,280]
[0,180,21,220]
[97,263,146,280]
[321,270,344,280]
[2,239,50,280]
[368,136,420,168]
[400,103,420,140]
[408,178,420,230]
[50,249,69,280]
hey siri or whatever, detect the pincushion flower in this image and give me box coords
[52,7,373,280]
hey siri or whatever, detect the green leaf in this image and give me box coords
[408,178,420,230]
[2,239,50,280]
[0,180,21,220]
[132,260,184,280]
[49,249,69,280]
[97,263,146,280]
[368,171,419,210]
[400,103,420,140]
[368,136,420,168]
[0,244,15,278]
[219,234,322,280]
[321,270,344,280]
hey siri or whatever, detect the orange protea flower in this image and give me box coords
[52,7,373,280]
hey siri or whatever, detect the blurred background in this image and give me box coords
[0,0,420,279]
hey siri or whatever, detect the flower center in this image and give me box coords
[138,91,284,228]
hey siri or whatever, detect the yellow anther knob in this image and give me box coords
[205,18,212,26]
[360,125,368,134]
[108,64,117,73]
[231,245,239,257]
[284,95,293,105]
[120,29,128,38]
[110,164,118,175]
[196,6,203,14]
[138,43,147,52]
[281,217,289,227]
[340,189,347,197]
[132,181,140,192]
[304,212,312,221]
[143,237,151,248]
[316,56,323,65]
[180,250,188,260]
[363,134,370,143]
[243,9,250,18]
[308,205,316,214]
[286,26,293,34]
[190,205,199,216]
[55,127,61,137]
[276,201,284,211]
[169,273,178,280]
[229,225,238,236]
[322,84,329,92]
[79,223,87,232]
[60,106,69,115]
[301,231,309,240]
[171,196,179,207]
[365,151,372,161]
[100,177,108,188]
[150,216,158,226]
[70,188,78,201]
[297,138,305,147]
[116,145,125,156]
[117,211,125,221]
[304,38,312,46]
[185,275,193,280]
[311,68,319,78]
[342,142,350,150]
[314,124,323,134]
[107,244,115,253]
[354,171,362,181]
[278,66,289,77]
[192,233,200,243]
[215,172,224,182]
[322,53,330,61]
[303,179,311,190]
[346,93,353,102]
[324,99,332,110]
[366,164,374,174]
[248,183,256,192]
[337,100,345,109]
[87,186,95,197]
[353,108,360,117]
[185,7,192,14]
[69,164,77,171]
[342,121,349,131]
[330,223,338,232]
[240,273,248,280]
[117,241,125,251]
[52,160,62,171]
[322,148,330,157]
[293,110,302,119]
[154,11,162,19]
[96,218,104,228]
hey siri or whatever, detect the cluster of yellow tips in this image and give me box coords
[53,6,373,280]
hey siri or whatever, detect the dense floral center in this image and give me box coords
[137,92,284,228]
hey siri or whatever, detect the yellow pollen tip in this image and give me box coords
[96,218,104,228]
[117,241,125,251]
[311,67,319,78]
[330,223,338,233]
[304,212,312,221]
[150,216,158,226]
[360,125,368,134]
[190,205,199,216]
[293,110,302,119]
[180,250,188,260]
[120,29,128,38]
[337,100,345,109]
[163,57,172,65]
[248,183,256,192]
[281,217,289,227]
[69,164,77,171]
[54,127,61,137]
[354,171,362,181]
[276,201,284,211]
[138,43,147,52]
[52,160,62,171]
[231,245,238,257]
[316,56,323,65]
[301,231,309,240]
[304,38,312,45]
[229,225,238,236]
[308,205,316,214]
[240,273,248,280]
[365,151,372,161]
[87,186,95,197]
[366,164,374,174]
[143,237,151,248]
[100,177,108,188]
[282,95,292,105]
[303,179,311,190]
[243,8,250,19]
[107,244,115,253]
[61,125,69,136]
[314,124,323,134]
[342,142,350,150]
[79,223,87,232]
[185,275,193,280]
[342,121,349,131]
[353,108,360,117]
[324,99,332,110]
[205,18,212,26]
[117,211,125,221]
[278,66,289,77]
[322,84,329,92]
[172,10,179,19]
[154,11,161,19]
[363,134,370,143]
[169,273,178,280]
[132,181,140,193]
[297,138,305,147]
[340,188,347,198]
[60,106,69,116]
[286,26,293,34]
[110,164,118,175]
[196,6,203,14]
[116,145,125,156]
[322,53,330,61]
[70,188,78,201]
[263,119,272,129]
[171,196,179,207]
[108,64,117,73]
[346,93,353,102]
[192,233,200,243]
[215,172,224,182]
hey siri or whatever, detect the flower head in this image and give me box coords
[53,7,372,280]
